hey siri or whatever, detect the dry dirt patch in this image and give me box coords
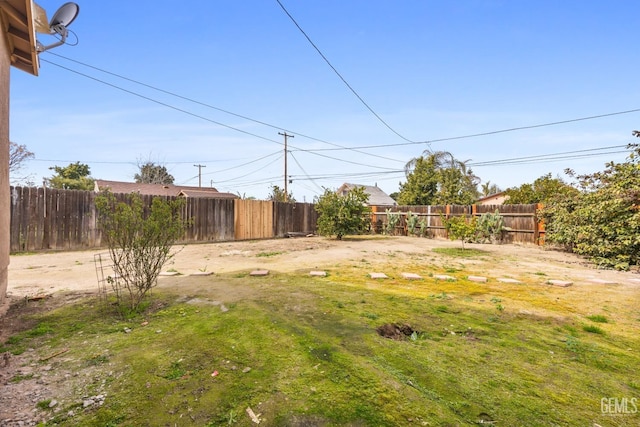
[5,235,639,314]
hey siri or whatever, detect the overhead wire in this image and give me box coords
[46,52,405,164]
[213,154,284,184]
[468,145,627,166]
[41,56,400,172]
[40,58,283,146]
[289,151,325,193]
[44,53,640,157]
[274,0,421,144]
[38,54,638,195]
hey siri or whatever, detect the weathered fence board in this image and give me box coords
[371,203,542,244]
[9,187,317,251]
[273,202,318,237]
[9,186,542,252]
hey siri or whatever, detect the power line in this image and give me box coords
[471,151,630,167]
[213,155,284,184]
[44,53,640,158]
[274,0,421,144]
[469,145,627,166]
[289,151,325,193]
[46,52,405,164]
[40,58,284,146]
[41,57,402,172]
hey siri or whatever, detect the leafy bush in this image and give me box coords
[442,214,477,250]
[315,187,370,240]
[96,191,190,310]
[541,142,640,270]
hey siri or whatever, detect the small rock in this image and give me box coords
[369,272,388,279]
[123,327,132,334]
[497,278,521,283]
[49,400,58,408]
[83,399,94,408]
[548,280,573,287]
[310,271,327,277]
[242,367,252,373]
[250,269,269,276]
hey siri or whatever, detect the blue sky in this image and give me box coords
[9,0,640,201]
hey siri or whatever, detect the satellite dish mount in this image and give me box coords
[36,2,80,53]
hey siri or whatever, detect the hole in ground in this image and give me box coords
[376,323,417,340]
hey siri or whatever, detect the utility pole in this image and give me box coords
[278,132,294,201]
[193,164,206,188]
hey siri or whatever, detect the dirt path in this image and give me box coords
[6,236,638,300]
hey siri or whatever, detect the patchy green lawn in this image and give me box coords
[2,247,639,426]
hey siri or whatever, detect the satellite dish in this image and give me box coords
[36,2,80,53]
[49,3,80,31]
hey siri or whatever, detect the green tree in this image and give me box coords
[434,164,479,205]
[542,137,640,270]
[134,162,175,184]
[48,161,94,190]
[398,150,479,205]
[504,173,577,205]
[267,184,295,203]
[442,214,477,250]
[397,155,439,205]
[315,186,370,240]
[95,191,190,311]
[480,181,502,197]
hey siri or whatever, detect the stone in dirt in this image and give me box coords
[369,272,388,279]
[159,271,180,276]
[401,272,422,280]
[498,278,521,283]
[189,271,213,276]
[250,270,269,276]
[548,280,573,287]
[468,276,487,283]
[309,271,327,277]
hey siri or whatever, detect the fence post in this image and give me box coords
[535,203,545,246]
[444,205,451,238]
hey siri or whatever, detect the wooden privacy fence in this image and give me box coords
[370,203,543,245]
[9,186,542,252]
[9,187,318,252]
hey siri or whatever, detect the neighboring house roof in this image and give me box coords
[95,180,237,199]
[477,191,508,205]
[337,183,397,206]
